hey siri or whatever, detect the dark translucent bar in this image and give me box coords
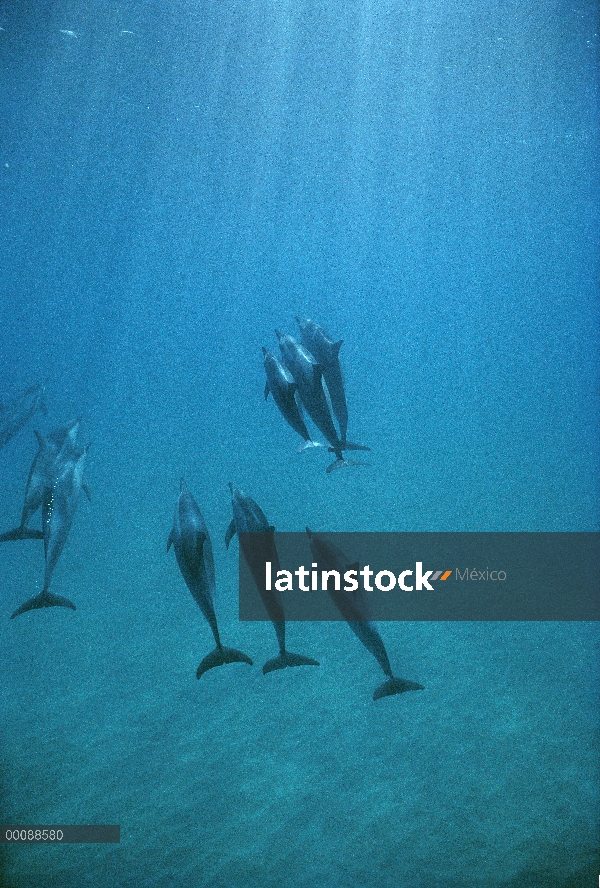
[239,532,600,621]
[0,826,120,843]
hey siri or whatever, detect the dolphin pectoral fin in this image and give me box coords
[225,519,236,549]
[82,484,92,502]
[0,527,44,542]
[262,651,320,674]
[373,677,424,701]
[11,591,77,619]
[196,646,253,678]
[264,381,270,400]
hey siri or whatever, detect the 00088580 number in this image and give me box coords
[5,829,63,841]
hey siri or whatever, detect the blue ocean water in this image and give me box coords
[0,1,598,885]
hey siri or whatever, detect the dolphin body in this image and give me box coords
[305,528,424,700]
[11,444,90,618]
[296,317,348,443]
[225,483,319,674]
[262,348,324,452]
[0,419,82,543]
[276,331,369,473]
[0,383,46,451]
[168,479,252,678]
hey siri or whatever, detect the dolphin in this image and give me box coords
[10,444,90,618]
[0,419,82,542]
[168,479,252,678]
[296,317,348,443]
[276,331,369,472]
[226,483,319,674]
[305,528,424,699]
[262,348,325,452]
[0,383,46,451]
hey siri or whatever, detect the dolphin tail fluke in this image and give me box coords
[326,458,349,473]
[196,646,253,679]
[11,590,77,619]
[326,454,371,472]
[373,676,424,700]
[0,527,44,542]
[262,650,320,674]
[340,441,371,452]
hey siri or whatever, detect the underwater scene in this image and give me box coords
[0,1,598,886]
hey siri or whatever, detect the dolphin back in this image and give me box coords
[225,519,237,549]
[0,383,46,450]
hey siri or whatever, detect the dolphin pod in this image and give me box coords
[225,483,319,674]
[305,528,424,700]
[0,383,46,451]
[274,330,370,472]
[11,443,90,618]
[263,319,370,472]
[168,479,253,678]
[3,331,422,703]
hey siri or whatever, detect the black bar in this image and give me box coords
[0,826,120,843]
